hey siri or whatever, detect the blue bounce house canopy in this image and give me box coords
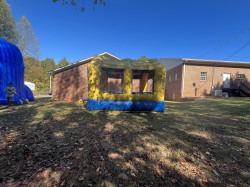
[0,39,34,105]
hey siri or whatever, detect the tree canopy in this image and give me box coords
[40,58,56,72]
[52,0,106,11]
[57,57,71,68]
[0,0,18,44]
[24,57,48,92]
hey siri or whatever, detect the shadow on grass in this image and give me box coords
[0,97,249,186]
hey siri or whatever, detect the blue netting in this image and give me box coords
[0,39,35,105]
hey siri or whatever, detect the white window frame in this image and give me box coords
[175,73,178,81]
[200,72,207,81]
[172,93,175,100]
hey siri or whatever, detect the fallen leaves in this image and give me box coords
[108,153,123,160]
[0,98,249,186]
[213,169,220,177]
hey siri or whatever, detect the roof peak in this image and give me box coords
[52,52,120,74]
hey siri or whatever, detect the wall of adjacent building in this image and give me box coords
[165,64,183,100]
[182,65,250,98]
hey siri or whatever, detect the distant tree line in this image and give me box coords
[0,0,71,94]
[24,57,71,94]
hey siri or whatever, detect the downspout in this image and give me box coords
[48,70,54,94]
[50,74,52,94]
[211,64,215,94]
[181,61,186,98]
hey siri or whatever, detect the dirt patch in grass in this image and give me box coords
[0,97,249,186]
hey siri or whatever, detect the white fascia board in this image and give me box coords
[53,52,121,73]
[100,52,121,60]
[78,52,121,62]
[182,58,250,64]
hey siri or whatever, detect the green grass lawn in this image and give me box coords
[0,97,249,186]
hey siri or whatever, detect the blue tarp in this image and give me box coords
[0,39,35,105]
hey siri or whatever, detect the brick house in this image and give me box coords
[159,58,250,100]
[51,52,121,101]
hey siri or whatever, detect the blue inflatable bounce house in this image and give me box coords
[0,39,34,105]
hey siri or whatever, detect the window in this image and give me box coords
[200,72,207,81]
[175,73,178,81]
[237,74,245,82]
[172,93,175,100]
[169,75,172,82]
[132,70,154,94]
[100,67,124,93]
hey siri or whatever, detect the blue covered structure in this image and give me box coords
[0,39,34,105]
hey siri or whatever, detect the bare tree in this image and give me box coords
[17,16,40,59]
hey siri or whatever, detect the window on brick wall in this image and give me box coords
[100,67,124,93]
[237,74,245,82]
[132,70,154,94]
[168,75,171,82]
[172,93,175,100]
[200,72,207,81]
[175,73,178,81]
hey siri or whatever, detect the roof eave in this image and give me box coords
[52,52,121,74]
[182,58,250,67]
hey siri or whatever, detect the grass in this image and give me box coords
[0,97,249,186]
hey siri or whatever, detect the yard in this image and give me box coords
[0,97,249,187]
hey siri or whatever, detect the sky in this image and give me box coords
[6,0,250,63]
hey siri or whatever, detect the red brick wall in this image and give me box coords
[165,65,183,100]
[52,63,89,101]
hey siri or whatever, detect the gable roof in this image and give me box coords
[51,52,121,75]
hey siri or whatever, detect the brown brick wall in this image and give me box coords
[165,65,183,100]
[182,65,250,98]
[52,63,89,101]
